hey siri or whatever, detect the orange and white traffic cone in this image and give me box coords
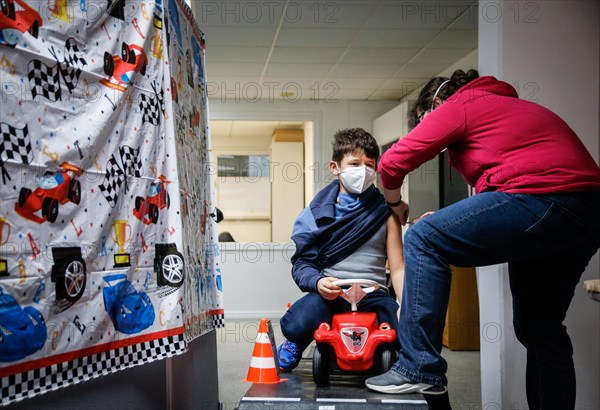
[244,318,287,384]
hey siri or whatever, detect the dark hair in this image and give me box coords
[331,128,380,164]
[408,69,479,128]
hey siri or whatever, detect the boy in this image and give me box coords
[277,128,404,371]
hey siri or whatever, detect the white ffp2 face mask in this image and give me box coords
[338,164,376,194]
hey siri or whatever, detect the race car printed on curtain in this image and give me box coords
[0,0,222,405]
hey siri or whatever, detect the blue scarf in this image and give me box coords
[292,181,391,270]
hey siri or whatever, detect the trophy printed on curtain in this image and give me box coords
[112,219,131,267]
[50,0,74,22]
[0,218,10,276]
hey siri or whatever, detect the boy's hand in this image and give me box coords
[317,277,342,300]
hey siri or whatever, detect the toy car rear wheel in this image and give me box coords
[1,0,16,18]
[103,52,114,76]
[165,192,170,209]
[29,20,39,38]
[312,343,330,387]
[68,179,81,205]
[380,347,397,374]
[135,196,144,212]
[148,203,159,224]
[42,197,59,223]
[121,42,130,62]
[18,188,32,207]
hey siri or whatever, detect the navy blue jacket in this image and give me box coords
[290,181,391,292]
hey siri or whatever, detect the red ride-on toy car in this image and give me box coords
[313,279,397,386]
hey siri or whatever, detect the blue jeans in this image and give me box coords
[280,290,399,351]
[393,191,600,409]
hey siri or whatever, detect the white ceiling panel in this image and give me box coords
[207,63,265,77]
[203,27,278,47]
[327,77,388,90]
[410,48,477,65]
[340,47,420,65]
[354,29,441,48]
[330,63,405,79]
[269,47,347,64]
[206,46,272,63]
[193,0,479,101]
[276,28,360,48]
[428,29,478,48]
[265,63,336,77]
[392,62,451,78]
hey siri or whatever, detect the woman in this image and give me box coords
[365,69,600,410]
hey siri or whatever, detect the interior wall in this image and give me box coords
[209,99,399,194]
[478,1,600,409]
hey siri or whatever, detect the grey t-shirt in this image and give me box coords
[322,222,388,291]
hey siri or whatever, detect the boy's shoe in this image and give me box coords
[277,340,302,372]
[365,369,448,395]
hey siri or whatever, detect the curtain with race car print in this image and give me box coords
[0,0,223,405]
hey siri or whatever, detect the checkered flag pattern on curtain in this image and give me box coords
[28,38,87,101]
[28,60,62,101]
[98,146,143,207]
[119,145,143,178]
[59,38,87,92]
[98,156,125,208]
[0,334,187,406]
[139,93,161,125]
[0,123,33,184]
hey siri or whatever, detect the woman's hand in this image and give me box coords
[317,277,342,300]
[383,187,410,225]
[390,200,410,225]
[419,211,435,219]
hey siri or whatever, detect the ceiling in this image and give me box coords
[191,0,478,101]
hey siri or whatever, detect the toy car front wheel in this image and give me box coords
[42,197,59,223]
[68,179,81,205]
[312,343,330,387]
[103,52,114,76]
[18,188,32,207]
[135,196,144,212]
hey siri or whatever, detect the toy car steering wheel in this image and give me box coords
[332,279,380,311]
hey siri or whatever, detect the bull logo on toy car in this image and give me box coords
[341,327,368,352]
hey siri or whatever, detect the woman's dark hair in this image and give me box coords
[331,128,380,164]
[408,69,479,128]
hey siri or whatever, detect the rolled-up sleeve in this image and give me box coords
[378,102,465,190]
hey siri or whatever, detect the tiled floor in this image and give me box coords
[217,319,482,410]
